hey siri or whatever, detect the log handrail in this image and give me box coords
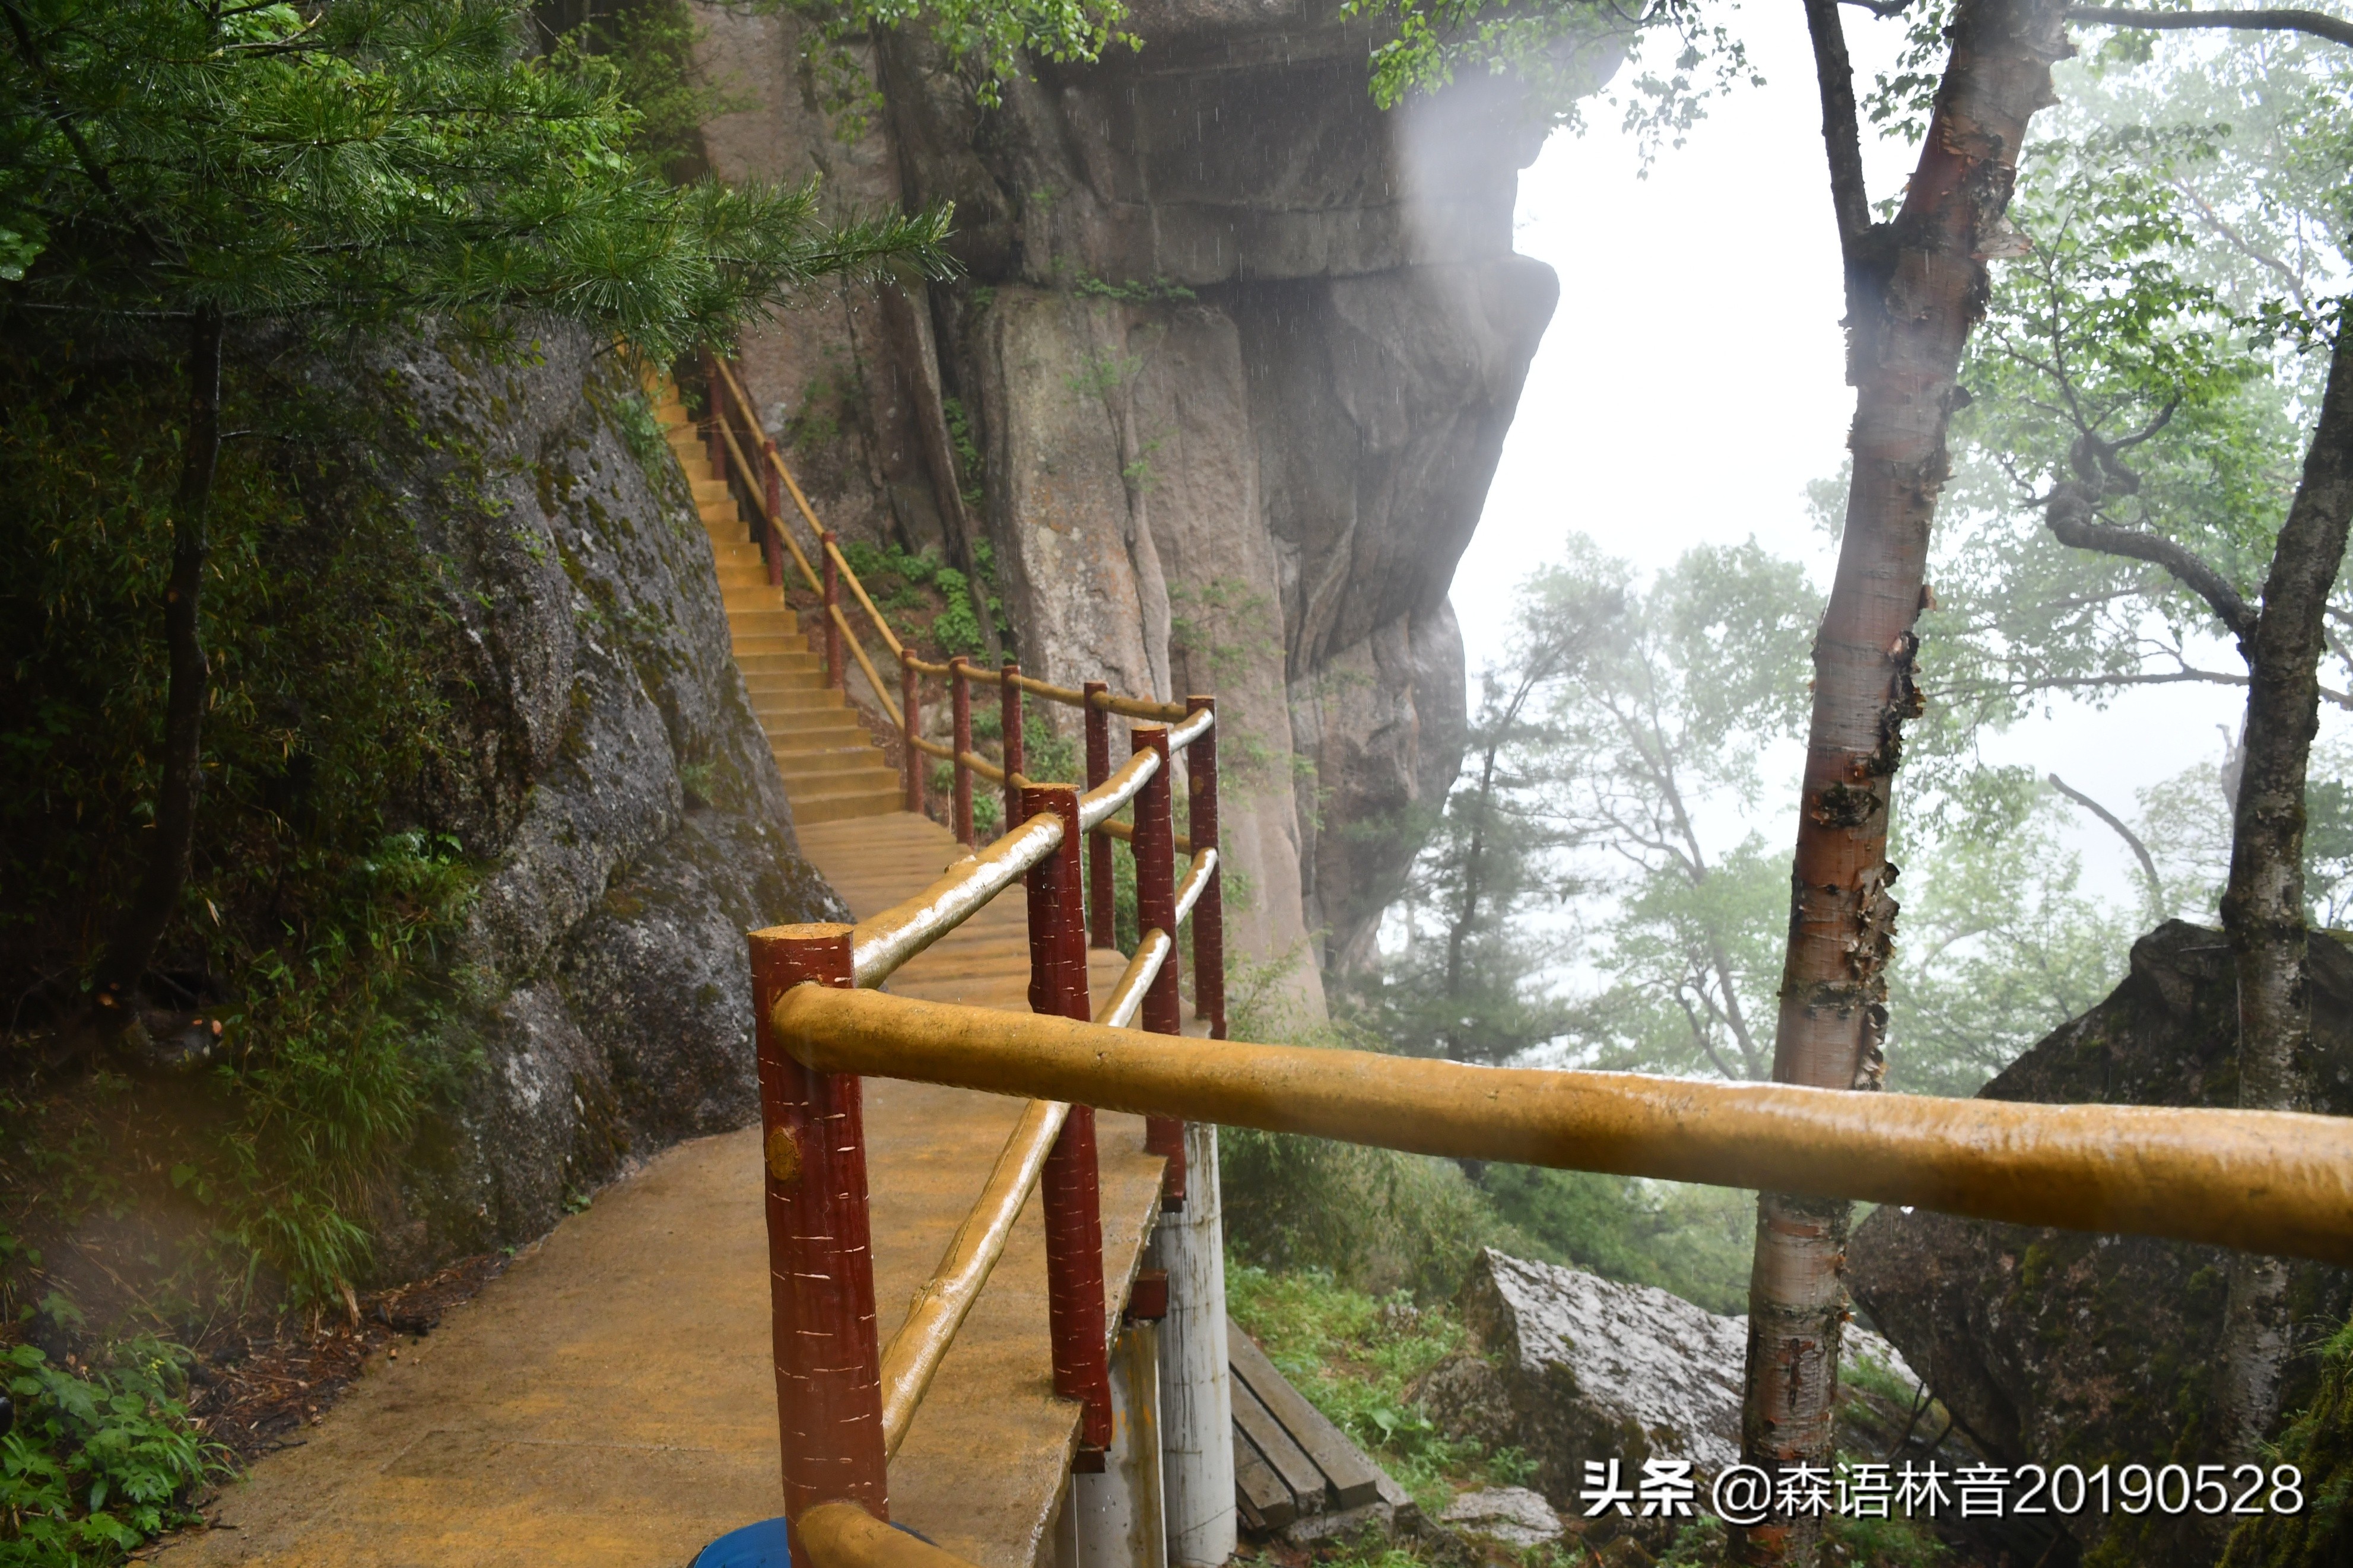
[712,325,2352,1568]
[700,352,1195,825]
[825,535,908,663]
[800,1502,973,1568]
[846,810,1063,990]
[873,927,1174,1460]
[878,1090,1070,1459]
[773,984,2353,1268]
[750,734,1216,1535]
[701,349,1234,1568]
[704,357,823,597]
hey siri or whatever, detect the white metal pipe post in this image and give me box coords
[1152,1122,1234,1567]
[1074,1322,1167,1568]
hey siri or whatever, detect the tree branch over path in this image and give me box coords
[1943,664,2353,710]
[1804,0,1876,257]
[2044,486,2262,641]
[2047,771,2166,916]
[2066,5,2353,46]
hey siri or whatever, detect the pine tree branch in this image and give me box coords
[0,0,169,260]
[2066,5,2353,45]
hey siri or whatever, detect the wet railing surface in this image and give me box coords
[691,352,2353,1568]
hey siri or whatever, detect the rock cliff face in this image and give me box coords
[688,0,1570,993]
[1850,923,2353,1568]
[363,330,842,1276]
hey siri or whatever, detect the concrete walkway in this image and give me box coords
[165,810,1160,1568]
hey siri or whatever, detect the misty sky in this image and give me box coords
[1463,6,2259,913]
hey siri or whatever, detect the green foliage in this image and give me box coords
[1222,969,1515,1300]
[1339,0,1752,155]
[204,830,477,1307]
[1657,1507,1947,1567]
[1225,1264,1501,1514]
[1875,33,2353,813]
[930,570,989,659]
[1363,525,2128,1104]
[1285,1529,1447,1568]
[1228,956,1757,1312]
[0,0,953,361]
[0,349,481,1307]
[939,396,986,511]
[1884,793,2136,1096]
[1476,1167,1754,1317]
[2219,1315,2353,1567]
[556,0,750,182]
[1066,350,1144,402]
[1021,714,1079,789]
[835,537,1004,659]
[1547,537,1817,1080]
[1167,578,1281,707]
[785,0,1135,140]
[1073,274,1196,303]
[1220,1124,1509,1305]
[0,357,458,994]
[1359,535,1817,1079]
[0,1339,226,1562]
[2304,772,2353,928]
[1919,123,2308,743]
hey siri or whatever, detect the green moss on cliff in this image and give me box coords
[2220,1318,2353,1568]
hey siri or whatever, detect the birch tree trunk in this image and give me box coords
[1735,1,2071,1559]
[2212,317,2353,1457]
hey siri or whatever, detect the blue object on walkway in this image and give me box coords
[694,1518,791,1568]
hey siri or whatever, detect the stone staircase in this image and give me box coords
[649,378,900,825]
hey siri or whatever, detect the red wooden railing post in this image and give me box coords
[1083,682,1114,947]
[821,532,844,692]
[1185,695,1225,1039]
[763,442,786,589]
[901,657,923,817]
[1022,784,1111,1459]
[748,923,886,1553]
[951,657,974,846]
[1000,660,1024,835]
[1133,724,1187,1208]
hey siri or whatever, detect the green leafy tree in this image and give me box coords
[0,0,954,1027]
[1338,0,1755,154]
[1922,117,2327,734]
[1884,791,2135,1096]
[1540,540,1816,1083]
[1360,538,1819,1080]
[1347,562,1617,1066]
[1895,17,2353,1470]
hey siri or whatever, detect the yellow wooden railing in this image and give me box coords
[683,351,2353,1568]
